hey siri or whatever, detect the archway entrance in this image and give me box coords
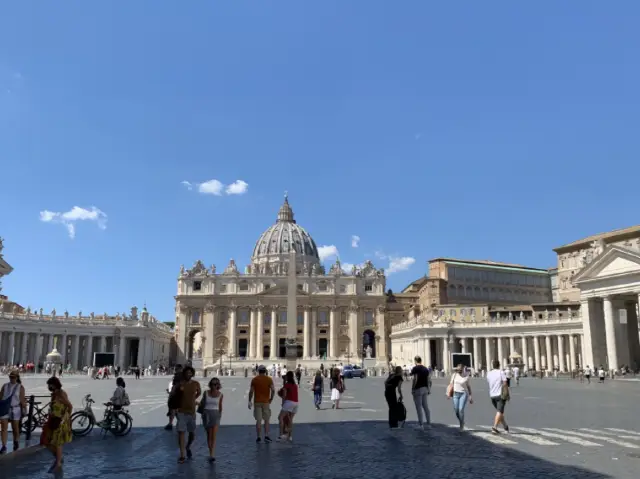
[263,345,270,359]
[279,338,286,358]
[238,339,248,359]
[362,330,376,358]
[187,329,202,360]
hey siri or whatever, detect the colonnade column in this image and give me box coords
[85,335,93,367]
[303,307,311,358]
[249,307,257,359]
[459,338,466,353]
[443,338,450,373]
[34,334,42,369]
[485,337,492,370]
[20,333,28,364]
[118,335,127,368]
[71,336,80,370]
[8,332,15,365]
[61,334,68,364]
[497,338,505,367]
[569,334,577,372]
[256,307,264,360]
[522,336,529,370]
[533,336,541,371]
[603,296,619,371]
[425,338,432,367]
[269,308,278,360]
[472,337,479,370]
[558,335,566,372]
[329,306,338,359]
[545,335,553,370]
[100,336,107,353]
[509,337,515,362]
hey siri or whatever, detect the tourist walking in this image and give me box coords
[330,368,344,409]
[40,377,73,473]
[0,370,26,454]
[448,364,473,430]
[165,364,183,430]
[295,365,302,385]
[384,366,404,429]
[198,377,223,462]
[486,360,509,434]
[410,356,431,429]
[278,371,299,442]
[584,365,591,384]
[312,370,324,409]
[248,365,275,443]
[175,366,201,464]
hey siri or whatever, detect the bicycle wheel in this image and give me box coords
[20,416,38,434]
[71,411,94,437]
[113,411,132,436]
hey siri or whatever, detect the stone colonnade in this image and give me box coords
[0,330,155,370]
[398,333,584,373]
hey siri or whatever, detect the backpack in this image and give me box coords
[0,384,18,417]
[395,400,407,425]
[122,391,131,406]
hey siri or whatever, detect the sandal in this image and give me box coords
[178,457,186,464]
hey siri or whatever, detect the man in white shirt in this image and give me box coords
[486,360,509,435]
[513,366,520,386]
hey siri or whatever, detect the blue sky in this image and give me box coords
[1,2,639,320]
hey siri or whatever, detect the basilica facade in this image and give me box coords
[174,196,388,370]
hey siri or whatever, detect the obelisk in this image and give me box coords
[285,249,298,369]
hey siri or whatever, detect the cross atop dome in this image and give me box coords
[277,192,295,223]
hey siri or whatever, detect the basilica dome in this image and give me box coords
[251,196,320,268]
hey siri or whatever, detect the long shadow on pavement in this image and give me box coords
[2,421,613,479]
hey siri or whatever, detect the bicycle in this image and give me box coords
[20,399,51,434]
[71,394,133,437]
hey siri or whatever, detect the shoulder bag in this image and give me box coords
[446,373,456,399]
[196,393,206,415]
[0,384,18,417]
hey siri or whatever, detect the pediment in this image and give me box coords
[573,246,640,284]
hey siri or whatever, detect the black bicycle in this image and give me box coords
[21,400,51,434]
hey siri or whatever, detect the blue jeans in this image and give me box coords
[452,391,468,426]
[314,390,322,406]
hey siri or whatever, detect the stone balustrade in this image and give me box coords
[0,309,172,333]
[391,313,582,333]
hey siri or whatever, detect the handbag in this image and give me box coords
[196,393,206,415]
[501,383,510,402]
[0,384,19,417]
[446,373,456,398]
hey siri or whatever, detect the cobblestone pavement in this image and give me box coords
[3,374,640,477]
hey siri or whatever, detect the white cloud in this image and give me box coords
[39,206,107,239]
[225,180,249,195]
[198,179,224,196]
[181,179,249,196]
[387,256,416,274]
[318,245,339,262]
[374,251,387,260]
[351,235,360,248]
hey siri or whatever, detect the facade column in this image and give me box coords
[545,335,552,371]
[472,337,480,370]
[310,308,317,358]
[85,335,93,367]
[249,307,257,359]
[485,337,492,370]
[603,296,619,371]
[460,338,466,353]
[533,336,541,371]
[569,334,577,372]
[303,307,311,358]
[119,335,127,368]
[256,307,264,360]
[203,304,216,364]
[522,336,529,370]
[269,308,278,360]
[580,299,594,369]
[228,305,237,357]
[557,334,566,372]
[329,306,338,359]
[376,306,388,361]
[348,305,359,359]
[497,337,504,368]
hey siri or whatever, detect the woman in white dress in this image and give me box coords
[0,370,27,454]
[330,368,344,409]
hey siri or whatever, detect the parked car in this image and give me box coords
[342,365,366,378]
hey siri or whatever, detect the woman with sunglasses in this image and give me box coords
[0,370,27,454]
[198,377,223,462]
